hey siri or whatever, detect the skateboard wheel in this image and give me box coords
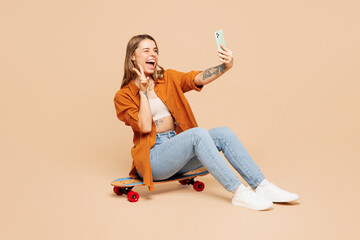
[193,181,205,192]
[127,191,139,202]
[113,186,123,195]
[179,180,187,185]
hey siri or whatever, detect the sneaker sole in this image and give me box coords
[232,200,273,211]
[272,195,300,203]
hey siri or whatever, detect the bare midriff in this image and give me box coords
[154,115,175,133]
[146,83,175,133]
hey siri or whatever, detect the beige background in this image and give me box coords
[1,0,359,239]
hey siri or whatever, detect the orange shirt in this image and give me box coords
[114,69,203,191]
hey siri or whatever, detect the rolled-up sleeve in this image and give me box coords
[114,91,141,133]
[170,69,203,93]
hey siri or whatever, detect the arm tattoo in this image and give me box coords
[202,64,226,81]
[154,119,163,126]
[143,91,148,99]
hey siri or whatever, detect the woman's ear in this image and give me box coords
[131,54,136,61]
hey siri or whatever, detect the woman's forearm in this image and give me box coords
[194,63,227,86]
[137,91,153,133]
[194,45,234,86]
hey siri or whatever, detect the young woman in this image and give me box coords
[114,34,299,210]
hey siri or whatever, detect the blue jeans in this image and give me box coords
[146,126,266,192]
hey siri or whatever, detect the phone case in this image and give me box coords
[215,29,226,50]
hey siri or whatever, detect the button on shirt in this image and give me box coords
[114,69,203,191]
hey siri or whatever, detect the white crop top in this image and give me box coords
[148,97,171,121]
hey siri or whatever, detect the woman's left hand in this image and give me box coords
[217,44,233,70]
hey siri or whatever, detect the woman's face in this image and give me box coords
[131,39,158,77]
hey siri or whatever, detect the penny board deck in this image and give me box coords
[111,166,209,187]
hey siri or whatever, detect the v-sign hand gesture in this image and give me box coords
[133,64,149,93]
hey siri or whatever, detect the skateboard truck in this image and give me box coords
[111,166,208,202]
[178,178,205,191]
[113,186,140,202]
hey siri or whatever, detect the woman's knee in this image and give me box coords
[190,127,211,141]
[210,126,234,138]
[191,127,209,135]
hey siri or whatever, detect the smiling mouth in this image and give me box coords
[145,61,156,69]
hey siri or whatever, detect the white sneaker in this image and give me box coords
[232,187,273,210]
[256,183,299,203]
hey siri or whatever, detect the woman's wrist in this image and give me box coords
[139,90,148,98]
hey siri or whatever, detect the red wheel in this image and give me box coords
[193,181,205,192]
[127,190,139,202]
[179,180,187,185]
[113,186,123,195]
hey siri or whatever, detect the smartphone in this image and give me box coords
[215,29,226,50]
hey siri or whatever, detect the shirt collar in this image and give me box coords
[128,80,140,96]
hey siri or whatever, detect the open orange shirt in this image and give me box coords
[114,69,203,191]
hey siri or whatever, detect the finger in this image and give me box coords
[217,53,230,60]
[220,44,230,52]
[218,55,232,63]
[141,77,150,85]
[217,49,227,55]
[219,46,233,58]
[217,49,233,58]
[133,67,141,76]
[138,63,145,75]
[218,57,230,63]
[141,76,148,83]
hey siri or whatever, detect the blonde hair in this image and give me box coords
[120,34,164,89]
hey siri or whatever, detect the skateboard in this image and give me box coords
[111,166,209,202]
